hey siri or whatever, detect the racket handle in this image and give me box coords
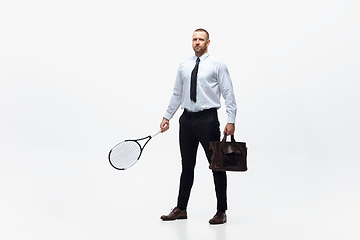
[151,129,162,138]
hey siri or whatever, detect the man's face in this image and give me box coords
[192,31,210,56]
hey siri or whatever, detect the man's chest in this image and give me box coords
[181,62,218,85]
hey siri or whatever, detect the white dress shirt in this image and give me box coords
[164,52,237,123]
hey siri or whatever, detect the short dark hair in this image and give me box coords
[194,28,209,40]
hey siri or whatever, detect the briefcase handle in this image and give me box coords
[222,132,236,143]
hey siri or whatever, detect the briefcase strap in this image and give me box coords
[222,133,236,143]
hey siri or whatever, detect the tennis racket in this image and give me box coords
[108,129,162,170]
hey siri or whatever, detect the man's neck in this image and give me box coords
[195,50,208,58]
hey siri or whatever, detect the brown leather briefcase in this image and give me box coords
[209,134,247,171]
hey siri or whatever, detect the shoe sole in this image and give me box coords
[209,219,227,224]
[161,216,187,221]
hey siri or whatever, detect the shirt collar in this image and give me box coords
[194,52,210,62]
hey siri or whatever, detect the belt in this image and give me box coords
[183,108,217,117]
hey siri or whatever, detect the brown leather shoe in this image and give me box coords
[209,210,227,224]
[161,207,187,221]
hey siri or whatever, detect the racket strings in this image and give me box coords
[109,141,141,169]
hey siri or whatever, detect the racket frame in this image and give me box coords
[108,129,161,170]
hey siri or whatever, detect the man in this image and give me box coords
[160,29,237,224]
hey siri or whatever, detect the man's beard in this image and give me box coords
[194,46,207,55]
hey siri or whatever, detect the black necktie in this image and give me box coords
[190,57,200,102]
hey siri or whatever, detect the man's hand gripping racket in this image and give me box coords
[108,129,161,170]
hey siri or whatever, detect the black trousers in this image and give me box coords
[177,108,227,212]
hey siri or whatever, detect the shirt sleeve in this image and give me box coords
[218,61,237,123]
[163,64,183,120]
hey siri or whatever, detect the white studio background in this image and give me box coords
[0,0,359,239]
